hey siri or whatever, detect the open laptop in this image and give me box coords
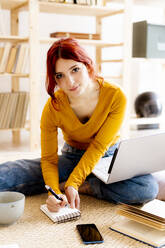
[92,132,165,184]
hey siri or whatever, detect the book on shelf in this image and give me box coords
[14,92,24,128]
[13,92,29,128]
[0,43,28,75]
[10,92,19,129]
[11,44,21,73]
[6,45,18,73]
[20,93,29,127]
[0,47,4,65]
[76,0,91,4]
[0,93,5,128]
[39,0,102,5]
[14,44,28,74]
[0,92,10,129]
[50,32,101,40]
[0,92,29,129]
[15,92,29,128]
[4,93,17,129]
[116,199,165,231]
[0,43,12,73]
[20,45,29,74]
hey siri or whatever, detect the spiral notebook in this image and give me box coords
[40,204,81,223]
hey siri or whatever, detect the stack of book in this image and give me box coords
[110,199,165,247]
[0,43,29,74]
[50,32,101,40]
[116,199,165,230]
[0,92,29,129]
[39,1,104,6]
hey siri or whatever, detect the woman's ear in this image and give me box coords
[86,66,91,75]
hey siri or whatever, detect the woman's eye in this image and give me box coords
[72,67,80,73]
[55,74,62,80]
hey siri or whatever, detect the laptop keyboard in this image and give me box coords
[93,157,113,174]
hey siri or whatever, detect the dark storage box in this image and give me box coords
[132,21,165,58]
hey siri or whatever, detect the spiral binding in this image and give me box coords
[57,211,81,224]
[40,204,81,224]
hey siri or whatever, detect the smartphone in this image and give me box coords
[76,224,104,244]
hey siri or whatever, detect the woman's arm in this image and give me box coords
[65,88,127,191]
[40,100,62,195]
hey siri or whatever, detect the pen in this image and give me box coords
[45,185,63,201]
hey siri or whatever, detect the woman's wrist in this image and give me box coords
[64,182,78,191]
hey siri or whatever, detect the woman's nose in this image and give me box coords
[66,75,75,87]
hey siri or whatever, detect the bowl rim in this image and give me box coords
[0,191,25,205]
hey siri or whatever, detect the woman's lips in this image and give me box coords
[69,85,79,91]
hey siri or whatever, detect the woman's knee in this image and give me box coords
[0,158,42,192]
[135,174,159,203]
[101,174,159,204]
[122,174,159,204]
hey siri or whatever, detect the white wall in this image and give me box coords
[130,6,165,115]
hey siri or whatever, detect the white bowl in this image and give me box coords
[0,191,25,225]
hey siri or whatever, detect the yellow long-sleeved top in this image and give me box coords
[40,80,127,194]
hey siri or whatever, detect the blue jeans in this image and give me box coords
[0,143,159,204]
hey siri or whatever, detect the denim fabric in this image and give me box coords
[0,158,46,195]
[0,143,159,204]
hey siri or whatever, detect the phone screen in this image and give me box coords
[76,224,104,244]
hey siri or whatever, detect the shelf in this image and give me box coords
[0,73,29,78]
[0,120,30,131]
[0,127,28,131]
[0,0,27,10]
[0,36,28,43]
[132,58,165,64]
[106,0,165,8]
[101,59,123,63]
[130,117,163,125]
[129,129,165,139]
[39,2,121,16]
[5,0,163,11]
[40,37,124,47]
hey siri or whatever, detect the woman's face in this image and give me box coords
[54,58,92,98]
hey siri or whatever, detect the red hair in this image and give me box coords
[46,38,98,105]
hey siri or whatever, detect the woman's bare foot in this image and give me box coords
[60,181,93,196]
[78,181,93,196]
[59,182,66,192]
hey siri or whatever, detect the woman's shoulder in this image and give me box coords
[102,79,118,89]
[54,88,65,100]
[101,79,125,96]
[44,89,65,110]
[41,91,64,126]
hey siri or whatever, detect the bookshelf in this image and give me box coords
[1,0,165,150]
[0,0,127,150]
[0,0,36,149]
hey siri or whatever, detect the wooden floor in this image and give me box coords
[0,130,35,154]
[0,129,64,154]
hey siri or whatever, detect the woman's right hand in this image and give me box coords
[46,194,68,212]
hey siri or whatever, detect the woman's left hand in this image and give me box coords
[65,186,80,210]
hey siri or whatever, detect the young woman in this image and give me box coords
[0,38,158,212]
